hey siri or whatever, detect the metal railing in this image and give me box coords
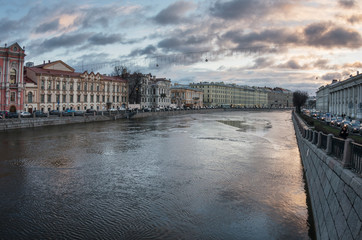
[320,133,328,150]
[350,142,362,174]
[293,111,361,176]
[331,137,345,160]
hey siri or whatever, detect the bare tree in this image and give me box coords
[293,91,309,113]
[113,66,143,104]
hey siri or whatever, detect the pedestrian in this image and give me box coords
[339,125,349,139]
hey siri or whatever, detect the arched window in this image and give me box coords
[28,92,33,103]
[10,69,16,84]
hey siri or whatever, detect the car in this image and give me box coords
[109,108,117,112]
[49,110,60,115]
[0,111,9,118]
[74,111,84,116]
[34,110,47,117]
[348,120,361,133]
[335,117,343,127]
[8,112,19,118]
[20,111,32,118]
[86,109,97,114]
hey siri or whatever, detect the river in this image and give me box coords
[0,110,312,239]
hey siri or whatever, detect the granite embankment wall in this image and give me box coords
[292,112,361,240]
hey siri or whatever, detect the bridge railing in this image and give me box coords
[293,111,362,176]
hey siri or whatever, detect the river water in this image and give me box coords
[0,110,312,239]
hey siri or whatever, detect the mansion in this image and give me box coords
[24,60,128,113]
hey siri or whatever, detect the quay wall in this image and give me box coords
[292,112,361,240]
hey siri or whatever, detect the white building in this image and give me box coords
[316,72,362,118]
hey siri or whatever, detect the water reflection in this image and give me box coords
[0,110,311,239]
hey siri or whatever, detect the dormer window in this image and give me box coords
[14,47,17,51]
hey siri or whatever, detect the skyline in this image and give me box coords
[1,0,362,95]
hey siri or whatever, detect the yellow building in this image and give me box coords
[171,84,203,108]
[190,82,268,108]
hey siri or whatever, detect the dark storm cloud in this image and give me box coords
[129,45,157,57]
[338,0,356,8]
[303,22,362,48]
[153,1,194,25]
[35,19,60,33]
[88,34,124,45]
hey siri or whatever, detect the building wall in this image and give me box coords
[25,61,128,112]
[0,43,25,112]
[171,86,203,108]
[190,82,268,107]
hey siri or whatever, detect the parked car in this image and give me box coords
[335,117,343,127]
[74,111,84,116]
[348,120,361,133]
[86,109,97,114]
[49,110,60,115]
[20,111,32,118]
[34,110,47,117]
[8,112,19,118]
[0,111,9,118]
[329,117,337,126]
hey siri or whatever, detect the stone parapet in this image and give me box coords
[293,112,361,240]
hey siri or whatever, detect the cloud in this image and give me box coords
[153,1,195,25]
[338,0,356,8]
[277,59,304,69]
[251,57,274,69]
[88,33,124,45]
[343,61,362,68]
[303,22,362,48]
[129,45,157,56]
[346,14,362,24]
[35,19,60,33]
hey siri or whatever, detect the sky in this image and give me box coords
[1,0,362,95]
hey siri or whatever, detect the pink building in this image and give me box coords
[0,43,26,112]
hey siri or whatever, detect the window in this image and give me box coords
[48,81,51,89]
[84,95,87,102]
[70,95,74,102]
[91,95,94,102]
[77,83,81,90]
[40,94,44,103]
[102,95,105,102]
[63,95,66,102]
[48,94,51,102]
[97,95,99,102]
[62,82,66,90]
[28,92,33,103]
[117,96,119,102]
[84,83,87,91]
[56,95,60,103]
[70,82,73,90]
[41,80,45,90]
[77,95,81,102]
[56,82,60,90]
[91,84,94,91]
[97,84,100,91]
[113,96,115,102]
[10,69,16,84]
